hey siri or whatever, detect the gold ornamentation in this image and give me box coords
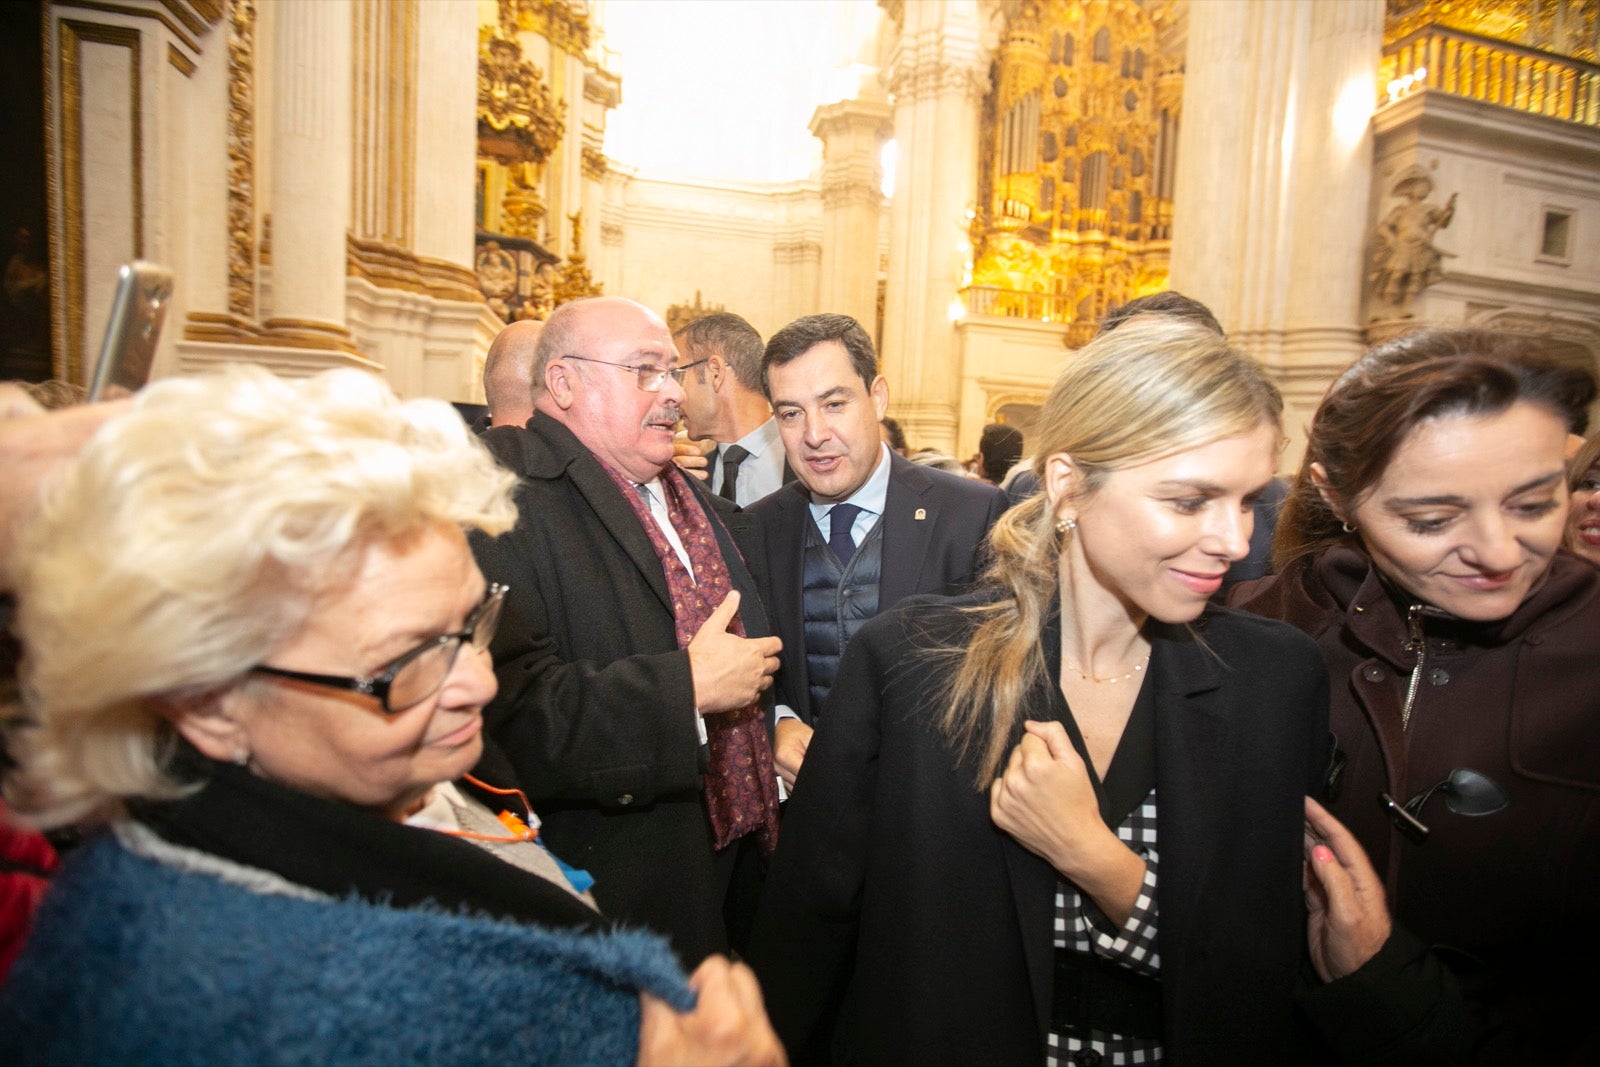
[504,0,590,56]
[666,291,726,334]
[500,165,547,240]
[1379,17,1600,127]
[1385,0,1598,63]
[552,211,602,306]
[581,145,609,181]
[227,0,257,319]
[969,0,1180,336]
[477,18,565,166]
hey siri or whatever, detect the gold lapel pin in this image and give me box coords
[914,508,927,521]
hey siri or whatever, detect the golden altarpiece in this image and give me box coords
[968,0,1183,348]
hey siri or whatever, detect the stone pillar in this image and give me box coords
[879,0,990,455]
[264,0,356,350]
[410,0,476,270]
[810,98,892,330]
[1170,0,1381,464]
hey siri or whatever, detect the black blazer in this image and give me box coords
[746,451,1009,723]
[746,594,1332,1065]
[471,416,775,966]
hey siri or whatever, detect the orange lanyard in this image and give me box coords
[435,774,538,843]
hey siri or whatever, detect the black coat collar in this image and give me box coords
[131,747,608,934]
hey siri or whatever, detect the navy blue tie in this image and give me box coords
[828,503,862,566]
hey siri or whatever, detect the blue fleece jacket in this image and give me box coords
[0,834,694,1066]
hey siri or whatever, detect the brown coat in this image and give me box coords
[1231,548,1600,1060]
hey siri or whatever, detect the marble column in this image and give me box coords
[879,0,990,455]
[409,0,475,271]
[811,98,892,331]
[264,0,356,350]
[1170,0,1382,463]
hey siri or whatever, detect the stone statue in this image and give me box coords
[1370,165,1457,309]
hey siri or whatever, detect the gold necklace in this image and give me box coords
[1061,651,1151,685]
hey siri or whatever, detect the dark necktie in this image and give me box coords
[718,444,749,502]
[828,503,862,566]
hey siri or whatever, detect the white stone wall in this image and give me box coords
[1372,92,1600,344]
[597,171,828,338]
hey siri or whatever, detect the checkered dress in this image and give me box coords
[1046,788,1162,1066]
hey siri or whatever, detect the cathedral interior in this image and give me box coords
[7,0,1599,465]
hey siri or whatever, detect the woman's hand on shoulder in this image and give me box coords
[1303,796,1392,983]
[637,956,788,1067]
[990,722,1109,877]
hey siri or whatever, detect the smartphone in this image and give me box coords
[86,261,174,401]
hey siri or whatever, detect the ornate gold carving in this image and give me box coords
[477,16,566,166]
[665,291,726,334]
[552,211,602,306]
[227,0,257,319]
[1386,0,1598,62]
[58,19,143,384]
[581,145,608,181]
[1380,17,1600,126]
[969,0,1179,332]
[499,165,547,240]
[505,0,590,56]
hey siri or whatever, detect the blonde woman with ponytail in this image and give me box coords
[749,318,1431,1065]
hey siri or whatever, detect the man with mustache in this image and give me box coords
[748,314,1008,791]
[471,296,783,967]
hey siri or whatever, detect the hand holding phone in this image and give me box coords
[86,261,174,401]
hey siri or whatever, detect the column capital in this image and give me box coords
[809,98,893,142]
[884,2,992,107]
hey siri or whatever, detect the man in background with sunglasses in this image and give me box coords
[471,296,783,969]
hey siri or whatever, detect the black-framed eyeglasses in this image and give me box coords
[561,354,706,392]
[251,583,508,714]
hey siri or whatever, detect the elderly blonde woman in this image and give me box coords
[0,366,783,1067]
[748,318,1457,1065]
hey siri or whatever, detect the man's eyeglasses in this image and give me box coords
[561,355,707,392]
[251,584,508,714]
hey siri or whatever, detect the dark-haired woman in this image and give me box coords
[1230,328,1600,1062]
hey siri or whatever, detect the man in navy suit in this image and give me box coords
[746,313,1007,790]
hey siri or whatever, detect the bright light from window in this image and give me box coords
[600,0,882,184]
